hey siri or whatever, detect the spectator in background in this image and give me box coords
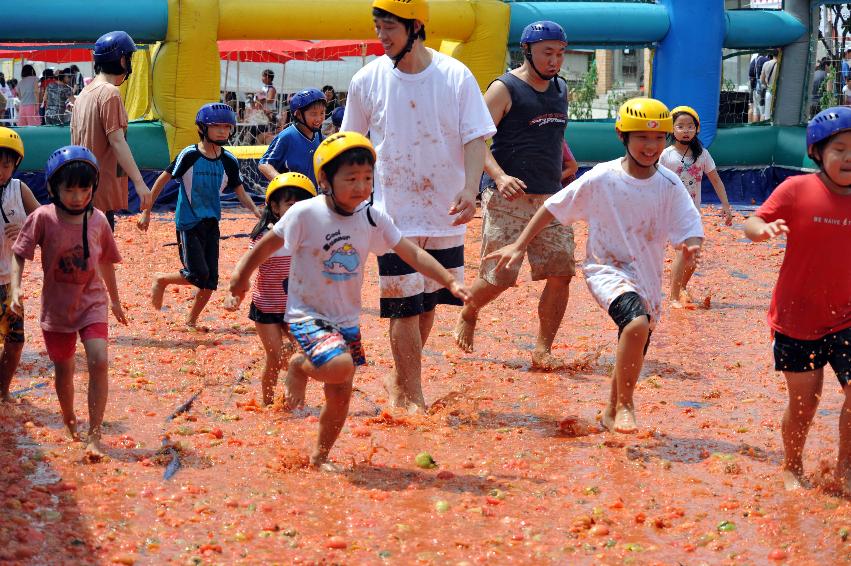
[760,51,778,121]
[16,65,40,126]
[322,85,340,118]
[45,69,74,125]
[39,68,57,125]
[259,69,278,122]
[68,65,85,95]
[842,49,851,83]
[843,75,851,106]
[811,58,828,118]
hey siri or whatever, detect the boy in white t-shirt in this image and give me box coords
[487,99,704,433]
[228,132,470,469]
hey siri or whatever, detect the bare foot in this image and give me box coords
[283,358,308,410]
[315,461,344,473]
[670,299,685,310]
[185,322,209,332]
[531,350,566,371]
[453,312,477,353]
[84,439,106,463]
[65,417,82,442]
[382,373,407,409]
[782,468,805,491]
[613,405,638,434]
[151,278,165,310]
[601,405,616,432]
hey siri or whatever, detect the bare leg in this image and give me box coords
[83,338,109,460]
[186,289,214,328]
[603,316,650,433]
[151,272,192,310]
[388,311,435,412]
[837,383,851,494]
[531,276,571,370]
[284,353,309,410]
[311,379,354,469]
[453,277,506,353]
[255,322,289,406]
[0,341,23,402]
[54,358,79,440]
[781,369,823,490]
[670,248,688,303]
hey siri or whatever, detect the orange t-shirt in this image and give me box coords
[70,81,129,212]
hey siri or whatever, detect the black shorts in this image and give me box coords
[774,328,851,386]
[177,218,220,290]
[608,292,652,355]
[249,302,286,325]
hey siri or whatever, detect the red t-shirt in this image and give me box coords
[755,173,851,340]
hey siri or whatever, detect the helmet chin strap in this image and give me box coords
[52,193,93,260]
[199,124,233,146]
[624,142,659,172]
[391,21,418,69]
[325,183,373,218]
[293,112,321,134]
[524,47,558,83]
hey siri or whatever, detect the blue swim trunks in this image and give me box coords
[288,318,366,368]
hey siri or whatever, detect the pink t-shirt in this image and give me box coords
[12,205,122,333]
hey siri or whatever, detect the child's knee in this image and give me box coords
[319,353,356,384]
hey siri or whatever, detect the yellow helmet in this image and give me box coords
[0,127,24,167]
[313,131,376,183]
[266,172,317,204]
[372,0,428,24]
[670,105,700,132]
[615,98,673,134]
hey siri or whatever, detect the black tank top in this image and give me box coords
[490,72,567,195]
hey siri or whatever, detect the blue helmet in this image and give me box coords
[520,21,567,45]
[93,31,137,64]
[46,145,99,189]
[807,106,851,146]
[331,106,345,128]
[290,88,325,114]
[196,103,237,126]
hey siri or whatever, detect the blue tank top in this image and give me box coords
[489,72,567,195]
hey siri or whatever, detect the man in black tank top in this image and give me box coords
[454,21,577,370]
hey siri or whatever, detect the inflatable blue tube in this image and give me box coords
[509,2,669,46]
[725,9,806,49]
[653,0,725,148]
[0,0,167,43]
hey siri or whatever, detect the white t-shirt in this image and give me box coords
[0,179,25,284]
[659,146,716,208]
[544,159,704,321]
[342,49,496,237]
[273,198,402,327]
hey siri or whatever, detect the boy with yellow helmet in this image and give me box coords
[228,132,470,469]
[659,105,733,306]
[0,128,40,402]
[486,98,703,434]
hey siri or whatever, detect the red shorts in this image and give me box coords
[42,323,109,362]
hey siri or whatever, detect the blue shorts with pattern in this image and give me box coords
[288,318,366,368]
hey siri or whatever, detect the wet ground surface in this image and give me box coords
[1,208,848,565]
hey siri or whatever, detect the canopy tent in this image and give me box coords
[0,43,93,63]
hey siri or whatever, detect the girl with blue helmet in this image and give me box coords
[10,145,126,461]
[744,107,851,493]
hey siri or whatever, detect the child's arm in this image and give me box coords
[20,182,40,215]
[228,230,285,308]
[136,170,172,231]
[100,262,127,325]
[391,238,471,303]
[484,205,557,272]
[743,215,788,242]
[9,254,25,317]
[233,184,262,219]
[107,129,152,211]
[705,169,733,225]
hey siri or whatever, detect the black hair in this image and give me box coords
[297,99,327,116]
[322,85,335,93]
[250,186,309,239]
[49,161,98,193]
[94,59,126,76]
[671,111,703,161]
[323,147,375,187]
[42,68,54,79]
[372,7,426,40]
[0,148,19,166]
[21,65,35,78]
[262,69,275,80]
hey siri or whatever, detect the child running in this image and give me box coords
[228,132,471,469]
[245,172,317,406]
[10,146,126,459]
[0,128,40,402]
[486,98,703,433]
[744,107,851,493]
[138,103,260,329]
[659,106,733,306]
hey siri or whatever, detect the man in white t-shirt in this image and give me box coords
[342,0,496,412]
[487,98,703,434]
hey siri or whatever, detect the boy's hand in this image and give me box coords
[494,173,526,201]
[136,211,151,232]
[449,189,477,226]
[223,293,241,311]
[721,205,734,226]
[448,280,472,303]
[9,290,23,317]
[680,243,702,264]
[759,218,789,240]
[484,243,525,273]
[3,223,21,242]
[111,300,128,325]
